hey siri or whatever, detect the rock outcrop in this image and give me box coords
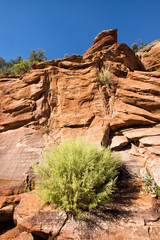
[137,39,160,71]
[0,29,160,239]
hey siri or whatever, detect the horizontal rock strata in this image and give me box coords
[0,29,160,239]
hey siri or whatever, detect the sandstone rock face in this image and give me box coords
[0,29,146,193]
[0,29,160,190]
[0,127,45,196]
[0,29,160,239]
[137,39,160,71]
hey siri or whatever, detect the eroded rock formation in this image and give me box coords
[0,29,160,239]
[137,39,160,71]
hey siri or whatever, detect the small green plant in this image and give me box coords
[142,172,160,197]
[98,63,111,86]
[33,137,120,217]
[64,53,69,58]
[11,60,31,74]
[131,43,139,53]
[131,40,147,53]
[0,48,47,75]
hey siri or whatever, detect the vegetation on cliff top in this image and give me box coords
[33,137,120,217]
[0,48,47,75]
[131,40,146,53]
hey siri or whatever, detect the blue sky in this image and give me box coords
[0,0,159,61]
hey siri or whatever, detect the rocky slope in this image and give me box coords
[137,39,160,71]
[0,29,160,239]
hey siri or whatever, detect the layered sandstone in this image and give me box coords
[137,39,160,71]
[0,29,160,191]
[0,29,160,239]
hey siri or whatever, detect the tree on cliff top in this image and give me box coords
[0,48,47,74]
[131,40,147,53]
[28,49,47,64]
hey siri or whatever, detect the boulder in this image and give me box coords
[0,205,14,222]
[109,135,129,150]
[140,136,160,146]
[0,226,33,240]
[123,127,160,141]
[0,195,20,222]
[146,146,160,156]
[13,192,67,239]
[84,29,117,56]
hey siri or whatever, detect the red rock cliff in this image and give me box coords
[1,29,160,240]
[0,29,160,190]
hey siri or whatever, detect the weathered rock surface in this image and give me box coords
[0,29,146,192]
[0,127,45,196]
[0,178,160,240]
[109,135,129,150]
[140,136,160,146]
[13,192,67,239]
[137,39,160,71]
[0,195,20,224]
[0,225,34,240]
[0,29,160,239]
[146,146,160,155]
[123,127,160,141]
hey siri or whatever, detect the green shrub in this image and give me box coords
[98,63,111,86]
[0,48,47,75]
[131,40,147,53]
[11,60,31,74]
[142,172,160,197]
[34,138,120,216]
[0,60,31,75]
[28,49,47,63]
[131,43,138,53]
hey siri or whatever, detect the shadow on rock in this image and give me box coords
[70,167,142,232]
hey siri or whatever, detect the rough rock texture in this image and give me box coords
[0,127,45,196]
[13,192,67,239]
[0,178,160,240]
[137,39,160,71]
[0,195,20,225]
[109,135,129,150]
[0,227,34,240]
[0,29,146,193]
[0,29,160,239]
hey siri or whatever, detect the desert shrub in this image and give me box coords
[0,48,47,75]
[11,60,31,74]
[98,63,111,86]
[131,43,138,53]
[142,172,160,197]
[131,40,147,53]
[0,60,31,75]
[34,138,120,216]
